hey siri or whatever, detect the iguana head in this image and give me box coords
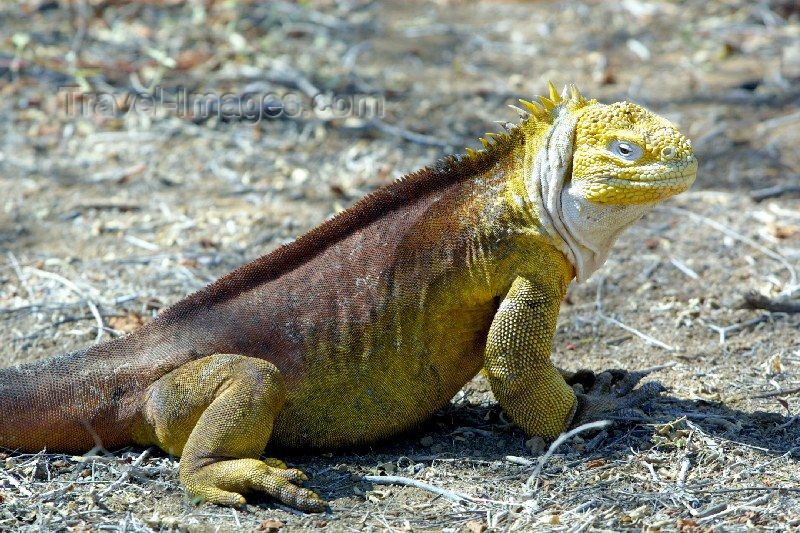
[502,83,698,281]
[570,100,697,205]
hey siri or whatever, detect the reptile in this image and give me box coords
[0,84,697,512]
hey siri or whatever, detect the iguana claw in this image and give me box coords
[185,458,326,512]
[570,369,666,426]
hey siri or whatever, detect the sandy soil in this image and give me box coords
[1,1,800,531]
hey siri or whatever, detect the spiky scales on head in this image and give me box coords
[469,82,593,162]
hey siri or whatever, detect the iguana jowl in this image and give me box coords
[0,84,697,511]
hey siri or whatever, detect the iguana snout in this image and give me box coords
[570,101,698,205]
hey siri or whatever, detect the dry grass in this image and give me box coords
[1,1,800,531]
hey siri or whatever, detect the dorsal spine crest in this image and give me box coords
[463,83,593,164]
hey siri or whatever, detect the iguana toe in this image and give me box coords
[560,368,596,389]
[611,369,649,396]
[262,457,288,469]
[571,369,666,427]
[183,458,326,512]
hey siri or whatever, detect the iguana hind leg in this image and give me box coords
[134,354,325,511]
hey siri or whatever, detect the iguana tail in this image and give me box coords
[0,330,193,454]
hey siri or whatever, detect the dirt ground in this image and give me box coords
[1,1,800,531]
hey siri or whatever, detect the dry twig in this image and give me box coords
[741,291,800,314]
[595,276,676,351]
[24,267,105,343]
[525,420,612,490]
[98,448,152,497]
[367,118,456,148]
[742,386,800,400]
[361,475,476,506]
[750,184,800,202]
[704,315,769,344]
[658,206,799,295]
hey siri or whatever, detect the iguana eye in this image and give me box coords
[609,140,643,161]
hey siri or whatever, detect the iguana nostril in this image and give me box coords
[661,146,676,160]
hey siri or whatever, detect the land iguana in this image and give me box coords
[0,84,697,511]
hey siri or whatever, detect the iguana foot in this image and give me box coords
[185,458,326,512]
[570,369,665,426]
[138,354,327,512]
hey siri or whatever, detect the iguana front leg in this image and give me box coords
[484,276,577,437]
[133,354,325,511]
[484,276,662,438]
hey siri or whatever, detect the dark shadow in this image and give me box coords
[8,374,797,511]
[266,391,799,505]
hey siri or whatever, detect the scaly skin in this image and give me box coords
[0,84,697,511]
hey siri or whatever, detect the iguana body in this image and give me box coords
[0,84,697,511]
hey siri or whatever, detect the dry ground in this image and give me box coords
[1,1,800,531]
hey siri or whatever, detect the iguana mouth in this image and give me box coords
[597,155,698,191]
[578,161,698,208]
[601,170,697,190]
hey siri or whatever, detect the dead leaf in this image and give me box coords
[586,458,606,469]
[767,221,799,239]
[257,519,285,532]
[465,520,487,533]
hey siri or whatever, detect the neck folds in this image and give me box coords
[558,184,653,282]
